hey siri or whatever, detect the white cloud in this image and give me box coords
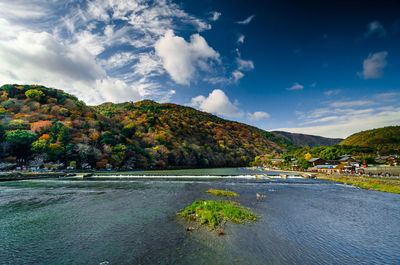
[272,107,400,138]
[190,89,243,118]
[324,89,341,96]
[364,20,386,38]
[248,111,270,121]
[96,78,141,103]
[330,100,374,108]
[286,82,304,91]
[274,92,400,138]
[236,15,255,25]
[0,30,105,84]
[155,30,220,85]
[232,70,245,83]
[237,34,245,44]
[209,11,221,21]
[358,51,388,79]
[0,0,220,104]
[236,58,254,71]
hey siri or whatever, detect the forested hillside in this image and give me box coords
[272,131,343,147]
[341,126,400,153]
[0,84,294,170]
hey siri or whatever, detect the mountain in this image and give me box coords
[0,84,295,169]
[340,126,400,152]
[272,131,343,147]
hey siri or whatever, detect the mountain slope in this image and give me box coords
[93,100,295,168]
[341,126,400,151]
[272,131,343,147]
[0,84,295,169]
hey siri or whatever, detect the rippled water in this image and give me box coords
[0,168,399,264]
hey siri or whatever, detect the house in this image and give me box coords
[308,158,326,166]
[269,158,285,165]
[375,155,399,166]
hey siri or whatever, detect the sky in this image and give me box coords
[0,0,399,138]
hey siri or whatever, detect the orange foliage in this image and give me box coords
[96,159,108,169]
[39,134,51,140]
[31,120,52,134]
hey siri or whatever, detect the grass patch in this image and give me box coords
[179,200,257,229]
[317,174,400,194]
[206,188,239,197]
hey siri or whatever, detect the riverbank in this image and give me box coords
[315,174,400,194]
[250,167,400,194]
[0,172,69,181]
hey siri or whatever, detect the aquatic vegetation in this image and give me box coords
[206,188,239,197]
[318,175,400,194]
[179,200,257,229]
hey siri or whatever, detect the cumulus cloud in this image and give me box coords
[155,30,220,85]
[190,89,243,118]
[209,11,221,21]
[0,0,218,104]
[286,82,304,91]
[236,15,255,25]
[358,51,388,79]
[248,111,270,121]
[364,20,386,38]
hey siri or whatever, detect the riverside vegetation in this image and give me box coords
[206,188,239,197]
[317,174,400,194]
[179,188,256,230]
[180,200,257,229]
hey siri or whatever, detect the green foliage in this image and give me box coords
[206,188,239,197]
[8,119,30,130]
[6,130,37,157]
[31,139,49,153]
[25,89,45,101]
[100,131,117,145]
[180,200,257,229]
[0,84,296,168]
[298,158,311,169]
[0,124,5,142]
[49,122,64,143]
[57,126,70,146]
[341,126,400,154]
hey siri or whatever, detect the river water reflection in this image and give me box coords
[0,168,399,264]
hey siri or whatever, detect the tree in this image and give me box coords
[49,122,63,143]
[25,89,45,101]
[57,126,70,146]
[0,124,5,142]
[298,158,311,169]
[6,130,37,157]
[100,131,116,145]
[31,139,49,153]
[111,144,126,167]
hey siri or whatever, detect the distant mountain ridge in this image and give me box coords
[272,131,343,147]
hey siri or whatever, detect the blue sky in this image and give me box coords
[0,0,399,138]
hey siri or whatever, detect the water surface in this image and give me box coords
[1,168,399,264]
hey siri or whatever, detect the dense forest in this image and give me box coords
[340,126,400,153]
[0,84,295,170]
[272,131,343,147]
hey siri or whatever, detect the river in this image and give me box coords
[0,168,399,264]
